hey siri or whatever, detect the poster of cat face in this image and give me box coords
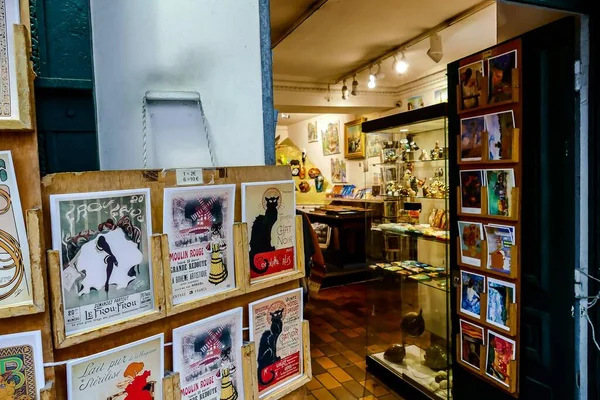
[164,184,236,306]
[249,288,303,398]
[241,180,296,282]
[173,308,244,400]
[0,330,45,400]
[50,189,154,335]
[67,334,164,400]
[0,151,32,309]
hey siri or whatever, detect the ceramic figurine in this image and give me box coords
[401,309,425,337]
[424,345,449,371]
[431,140,443,160]
[383,344,406,364]
[290,159,300,176]
[314,175,324,192]
[299,181,310,193]
[308,168,321,178]
[419,149,430,161]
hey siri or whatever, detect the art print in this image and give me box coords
[407,96,424,110]
[460,116,484,161]
[434,87,448,104]
[242,181,296,282]
[173,308,244,400]
[321,121,340,156]
[330,159,347,183]
[458,221,483,267]
[460,170,484,214]
[484,111,515,161]
[344,118,366,159]
[164,185,236,306]
[484,224,515,274]
[67,334,164,400]
[459,61,484,109]
[486,278,516,331]
[0,330,44,400]
[486,169,515,217]
[488,50,517,104]
[460,320,484,370]
[249,288,303,398]
[50,189,154,335]
[366,133,392,158]
[0,151,32,308]
[307,121,318,143]
[460,270,485,319]
[486,331,516,387]
[0,0,20,119]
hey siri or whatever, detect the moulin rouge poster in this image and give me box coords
[249,288,303,397]
[164,185,236,305]
[67,334,164,400]
[242,181,296,282]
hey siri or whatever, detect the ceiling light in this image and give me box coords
[351,76,358,96]
[400,128,409,132]
[368,79,376,89]
[427,33,443,63]
[280,113,291,119]
[342,80,349,100]
[394,52,409,74]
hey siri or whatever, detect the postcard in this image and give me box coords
[460,116,484,161]
[50,189,154,335]
[321,121,340,156]
[460,170,484,214]
[486,330,516,387]
[458,221,484,267]
[242,181,296,282]
[460,270,485,319]
[488,50,518,104]
[485,169,515,217]
[484,111,515,161]
[459,61,484,109]
[484,225,515,274]
[0,151,32,309]
[0,330,45,400]
[249,288,303,398]
[67,334,164,399]
[173,308,244,400]
[486,278,516,331]
[164,185,236,306]
[460,320,484,370]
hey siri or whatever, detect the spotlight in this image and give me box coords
[342,80,349,100]
[351,76,358,96]
[368,79,376,89]
[280,113,291,119]
[427,33,443,63]
[368,65,379,89]
[393,52,409,74]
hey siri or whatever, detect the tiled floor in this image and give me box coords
[306,283,404,400]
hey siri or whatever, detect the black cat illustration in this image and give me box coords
[257,309,284,386]
[249,196,279,274]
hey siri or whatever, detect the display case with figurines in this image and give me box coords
[361,104,452,399]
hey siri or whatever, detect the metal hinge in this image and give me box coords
[575,60,582,92]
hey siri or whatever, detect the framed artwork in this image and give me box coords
[459,170,484,214]
[458,221,483,267]
[307,121,318,143]
[459,61,484,110]
[321,121,340,156]
[484,111,515,161]
[50,189,157,338]
[460,270,485,319]
[67,334,164,399]
[407,96,424,110]
[434,87,448,103]
[173,308,244,400]
[486,277,516,331]
[0,330,45,400]
[330,158,347,183]
[163,184,237,310]
[460,116,484,162]
[488,50,517,104]
[484,224,515,274]
[485,330,516,387]
[344,118,366,159]
[242,181,296,283]
[485,169,515,217]
[460,320,484,370]
[249,288,303,398]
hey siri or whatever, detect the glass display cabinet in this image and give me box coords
[361,104,451,400]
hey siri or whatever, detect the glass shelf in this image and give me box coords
[372,226,450,244]
[373,158,448,167]
[370,265,449,293]
[380,195,448,201]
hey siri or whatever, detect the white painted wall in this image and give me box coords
[90,0,265,170]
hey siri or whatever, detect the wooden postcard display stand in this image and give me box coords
[454,39,522,396]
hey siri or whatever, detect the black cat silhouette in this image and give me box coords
[257,309,284,386]
[249,196,279,274]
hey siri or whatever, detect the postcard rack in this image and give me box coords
[456,237,519,280]
[457,129,520,165]
[456,186,520,221]
[456,68,520,115]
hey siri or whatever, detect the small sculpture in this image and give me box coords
[401,309,425,337]
[424,345,449,371]
[383,344,406,364]
[431,141,443,160]
[299,181,310,193]
[419,149,430,161]
[308,168,322,178]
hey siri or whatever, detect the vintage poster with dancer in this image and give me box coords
[173,308,244,400]
[0,330,45,400]
[242,181,296,282]
[249,288,303,397]
[50,189,154,335]
[0,151,32,309]
[164,185,236,305]
[67,334,164,399]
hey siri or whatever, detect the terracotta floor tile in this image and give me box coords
[329,341,351,353]
[306,378,324,391]
[330,354,354,368]
[363,379,389,397]
[355,361,368,371]
[341,328,360,338]
[312,360,327,375]
[344,365,368,382]
[340,310,355,319]
[316,331,336,343]
[328,367,354,383]
[342,318,359,327]
[316,357,338,370]
[329,385,358,400]
[306,395,317,400]
[316,373,342,390]
[358,396,376,400]
[313,388,337,400]
[354,327,367,335]
[342,350,364,363]
[378,394,403,400]
[342,380,370,398]
[311,348,325,358]
[319,344,341,357]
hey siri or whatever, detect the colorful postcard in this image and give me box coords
[321,121,340,156]
[460,270,485,319]
[484,111,515,161]
[460,116,484,161]
[0,330,45,400]
[307,121,318,143]
[484,224,515,274]
[458,221,484,267]
[460,320,484,370]
[330,158,347,183]
[460,170,484,214]
[50,189,154,335]
[249,288,303,398]
[173,308,244,400]
[486,278,516,331]
[486,169,515,217]
[407,96,424,110]
[242,181,296,282]
[164,185,236,306]
[486,330,516,387]
[0,151,32,309]
[67,334,164,399]
[488,50,518,104]
[459,61,484,109]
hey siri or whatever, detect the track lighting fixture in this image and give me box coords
[351,75,358,96]
[368,64,381,89]
[427,33,443,63]
[342,80,349,100]
[393,52,409,74]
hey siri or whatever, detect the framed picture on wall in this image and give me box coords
[344,118,366,159]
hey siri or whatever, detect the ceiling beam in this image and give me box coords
[271,0,329,49]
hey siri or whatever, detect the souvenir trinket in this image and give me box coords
[401,309,425,337]
[299,181,310,193]
[431,141,443,160]
[308,168,321,179]
[383,344,406,364]
[314,175,324,192]
[290,160,300,176]
[419,149,430,161]
[424,345,449,371]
